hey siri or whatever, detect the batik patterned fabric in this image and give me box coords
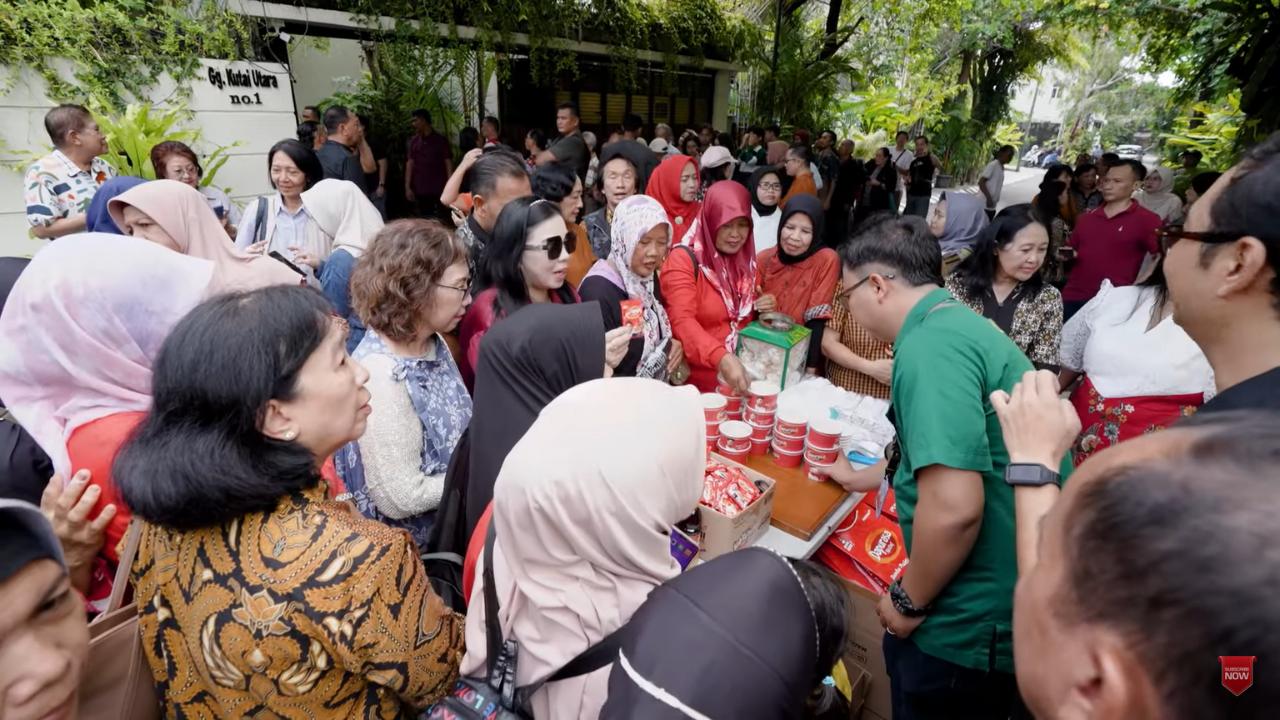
[23,150,115,227]
[1069,376,1202,465]
[131,484,464,718]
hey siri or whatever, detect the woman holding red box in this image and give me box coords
[660,181,757,393]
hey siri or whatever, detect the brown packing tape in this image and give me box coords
[840,577,893,720]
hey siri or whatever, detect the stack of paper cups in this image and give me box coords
[805,418,842,478]
[771,408,807,468]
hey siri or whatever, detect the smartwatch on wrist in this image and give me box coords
[1004,463,1060,487]
[889,579,930,618]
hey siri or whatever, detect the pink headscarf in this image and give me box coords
[685,181,757,350]
[108,179,301,293]
[0,233,214,475]
[766,140,790,165]
[462,378,705,719]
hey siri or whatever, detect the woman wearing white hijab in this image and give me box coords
[300,178,384,348]
[1136,165,1183,224]
[461,378,704,719]
[578,195,684,379]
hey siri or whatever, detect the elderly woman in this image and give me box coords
[115,285,464,717]
[1136,165,1183,224]
[234,139,326,254]
[928,190,989,272]
[335,220,472,550]
[583,148,638,259]
[461,378,704,719]
[756,195,840,373]
[579,195,685,379]
[108,179,301,293]
[150,140,241,234]
[946,205,1064,371]
[660,181,756,393]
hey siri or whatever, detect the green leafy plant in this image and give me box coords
[1162,92,1253,170]
[87,99,240,190]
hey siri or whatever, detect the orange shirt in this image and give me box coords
[781,172,818,207]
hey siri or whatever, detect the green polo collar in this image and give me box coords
[894,287,955,352]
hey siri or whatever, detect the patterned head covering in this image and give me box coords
[685,181,757,351]
[606,195,673,378]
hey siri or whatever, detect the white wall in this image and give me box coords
[1011,67,1071,127]
[0,59,298,258]
[289,37,366,112]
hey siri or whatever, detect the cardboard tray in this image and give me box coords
[701,454,777,560]
[738,452,851,540]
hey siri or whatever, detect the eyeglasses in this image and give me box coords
[434,279,471,294]
[1156,225,1242,254]
[836,272,896,303]
[758,182,782,192]
[524,232,577,260]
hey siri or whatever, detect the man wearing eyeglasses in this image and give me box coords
[1165,131,1280,412]
[1060,159,1162,320]
[816,215,1072,719]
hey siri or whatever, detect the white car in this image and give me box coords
[1116,145,1143,160]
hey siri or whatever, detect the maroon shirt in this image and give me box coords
[1063,201,1162,303]
[407,131,451,198]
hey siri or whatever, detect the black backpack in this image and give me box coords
[425,524,625,719]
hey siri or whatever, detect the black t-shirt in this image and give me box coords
[833,156,865,207]
[1196,366,1280,414]
[578,276,643,377]
[908,155,937,197]
[550,131,590,182]
[364,136,388,194]
[317,140,366,191]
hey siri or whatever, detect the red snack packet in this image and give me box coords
[620,299,644,337]
[700,462,761,518]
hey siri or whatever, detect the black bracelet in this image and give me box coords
[890,579,930,617]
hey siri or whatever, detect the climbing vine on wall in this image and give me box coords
[0,0,255,106]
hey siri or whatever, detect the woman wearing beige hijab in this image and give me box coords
[109,179,301,293]
[299,178,384,348]
[462,377,704,719]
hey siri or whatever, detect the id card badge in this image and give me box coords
[875,474,890,518]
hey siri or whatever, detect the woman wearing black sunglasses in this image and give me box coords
[459,197,629,391]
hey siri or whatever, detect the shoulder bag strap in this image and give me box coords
[253,195,269,245]
[104,518,144,615]
[515,624,628,713]
[482,521,504,682]
[677,244,698,274]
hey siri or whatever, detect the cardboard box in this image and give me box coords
[701,454,777,560]
[841,579,893,720]
[826,505,908,591]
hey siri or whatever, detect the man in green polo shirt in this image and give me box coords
[824,214,1072,719]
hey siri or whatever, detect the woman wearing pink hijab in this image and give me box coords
[461,378,704,719]
[108,179,302,293]
[0,233,214,602]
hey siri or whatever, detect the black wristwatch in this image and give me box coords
[1004,463,1061,487]
[889,579,930,618]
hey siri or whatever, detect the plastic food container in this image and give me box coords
[743,406,777,427]
[701,393,727,423]
[747,381,781,412]
[773,432,805,453]
[772,446,803,468]
[747,420,773,442]
[717,444,749,463]
[735,322,812,390]
[807,418,843,450]
[719,421,751,452]
[804,445,840,466]
[775,409,807,438]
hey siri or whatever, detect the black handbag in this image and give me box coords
[425,524,624,719]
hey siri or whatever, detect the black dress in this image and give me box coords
[578,275,644,377]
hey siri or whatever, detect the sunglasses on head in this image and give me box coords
[524,231,577,260]
[1155,225,1242,254]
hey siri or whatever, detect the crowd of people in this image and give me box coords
[2,97,1278,720]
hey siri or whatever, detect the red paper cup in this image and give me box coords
[720,420,751,443]
[747,381,780,412]
[705,419,722,436]
[772,447,803,468]
[807,418,842,450]
[701,393,727,423]
[775,409,807,437]
[718,446,749,464]
[743,406,777,426]
[804,445,840,466]
[717,436,750,454]
[725,409,743,422]
[750,438,769,456]
[772,432,805,453]
[747,420,773,442]
[716,382,742,398]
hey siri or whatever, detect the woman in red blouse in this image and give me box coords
[660,182,757,393]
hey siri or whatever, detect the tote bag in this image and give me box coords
[81,520,162,720]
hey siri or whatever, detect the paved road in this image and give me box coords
[996,166,1044,210]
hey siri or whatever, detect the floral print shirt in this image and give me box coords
[946,275,1064,371]
[131,484,464,718]
[23,150,115,228]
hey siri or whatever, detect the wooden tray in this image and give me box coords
[741,453,850,540]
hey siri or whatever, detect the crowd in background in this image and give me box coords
[2,97,1279,720]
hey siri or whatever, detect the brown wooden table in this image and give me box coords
[741,452,851,539]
